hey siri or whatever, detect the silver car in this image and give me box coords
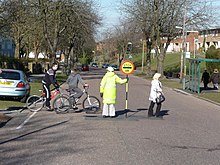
[0,69,31,102]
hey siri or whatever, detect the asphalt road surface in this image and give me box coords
[1,68,220,165]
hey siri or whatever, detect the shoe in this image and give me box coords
[73,106,78,110]
[110,116,115,118]
[147,115,154,118]
[155,116,163,119]
[103,115,107,118]
[46,107,53,111]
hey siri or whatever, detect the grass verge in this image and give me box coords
[134,71,220,104]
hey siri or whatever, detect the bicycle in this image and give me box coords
[26,89,60,112]
[53,86,101,114]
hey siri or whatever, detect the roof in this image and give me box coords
[1,69,24,74]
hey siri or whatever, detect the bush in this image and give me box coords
[205,46,220,73]
[0,56,25,71]
[164,63,181,78]
[133,61,142,67]
[33,63,43,74]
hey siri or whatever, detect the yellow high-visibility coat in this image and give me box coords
[100,72,127,104]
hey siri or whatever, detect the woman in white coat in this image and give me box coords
[148,73,163,118]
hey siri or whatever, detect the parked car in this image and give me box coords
[102,63,110,69]
[91,62,98,68]
[111,64,120,71]
[0,69,31,102]
[81,64,89,71]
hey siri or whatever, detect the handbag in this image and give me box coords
[156,92,165,103]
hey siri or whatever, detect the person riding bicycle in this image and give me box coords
[66,67,88,107]
[42,62,59,111]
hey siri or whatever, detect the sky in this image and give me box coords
[95,0,122,41]
[95,0,220,41]
[96,0,220,27]
[97,0,121,28]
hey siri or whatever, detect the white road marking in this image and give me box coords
[16,111,37,129]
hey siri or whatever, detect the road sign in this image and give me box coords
[185,51,190,58]
[120,60,135,75]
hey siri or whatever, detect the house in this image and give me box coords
[0,37,15,57]
[198,28,220,50]
[168,27,220,54]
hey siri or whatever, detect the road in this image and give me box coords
[0,68,220,165]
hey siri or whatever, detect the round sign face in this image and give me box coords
[120,60,135,75]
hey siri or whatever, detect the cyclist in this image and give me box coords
[66,67,88,108]
[42,62,59,111]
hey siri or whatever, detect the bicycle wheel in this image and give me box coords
[53,95,70,113]
[26,95,44,112]
[82,96,101,112]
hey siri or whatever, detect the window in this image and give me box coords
[2,42,5,49]
[0,71,20,80]
[7,41,12,49]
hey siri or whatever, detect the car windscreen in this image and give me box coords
[0,71,20,80]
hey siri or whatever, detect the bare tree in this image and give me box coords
[113,20,138,65]
[121,0,217,76]
[58,0,100,71]
[0,0,31,59]
[0,0,100,66]
[37,0,100,64]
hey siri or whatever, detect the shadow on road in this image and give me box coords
[159,110,169,117]
[200,87,220,93]
[5,106,24,111]
[0,114,12,128]
[0,120,69,145]
[116,108,147,118]
[0,107,24,127]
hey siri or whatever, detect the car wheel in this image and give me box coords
[20,94,30,103]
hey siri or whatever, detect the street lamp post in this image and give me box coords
[176,1,187,89]
[194,38,198,58]
[176,25,184,84]
[176,3,188,89]
[92,50,96,62]
[141,39,146,72]
[182,4,187,90]
[127,42,132,59]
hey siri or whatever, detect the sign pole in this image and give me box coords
[125,74,128,118]
[120,60,134,119]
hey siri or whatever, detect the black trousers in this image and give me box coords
[148,101,161,117]
[203,81,209,88]
[42,83,51,107]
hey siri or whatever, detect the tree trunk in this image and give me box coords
[157,41,170,77]
[34,46,39,62]
[145,38,152,76]
[157,51,164,75]
[15,36,22,59]
[15,42,20,59]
